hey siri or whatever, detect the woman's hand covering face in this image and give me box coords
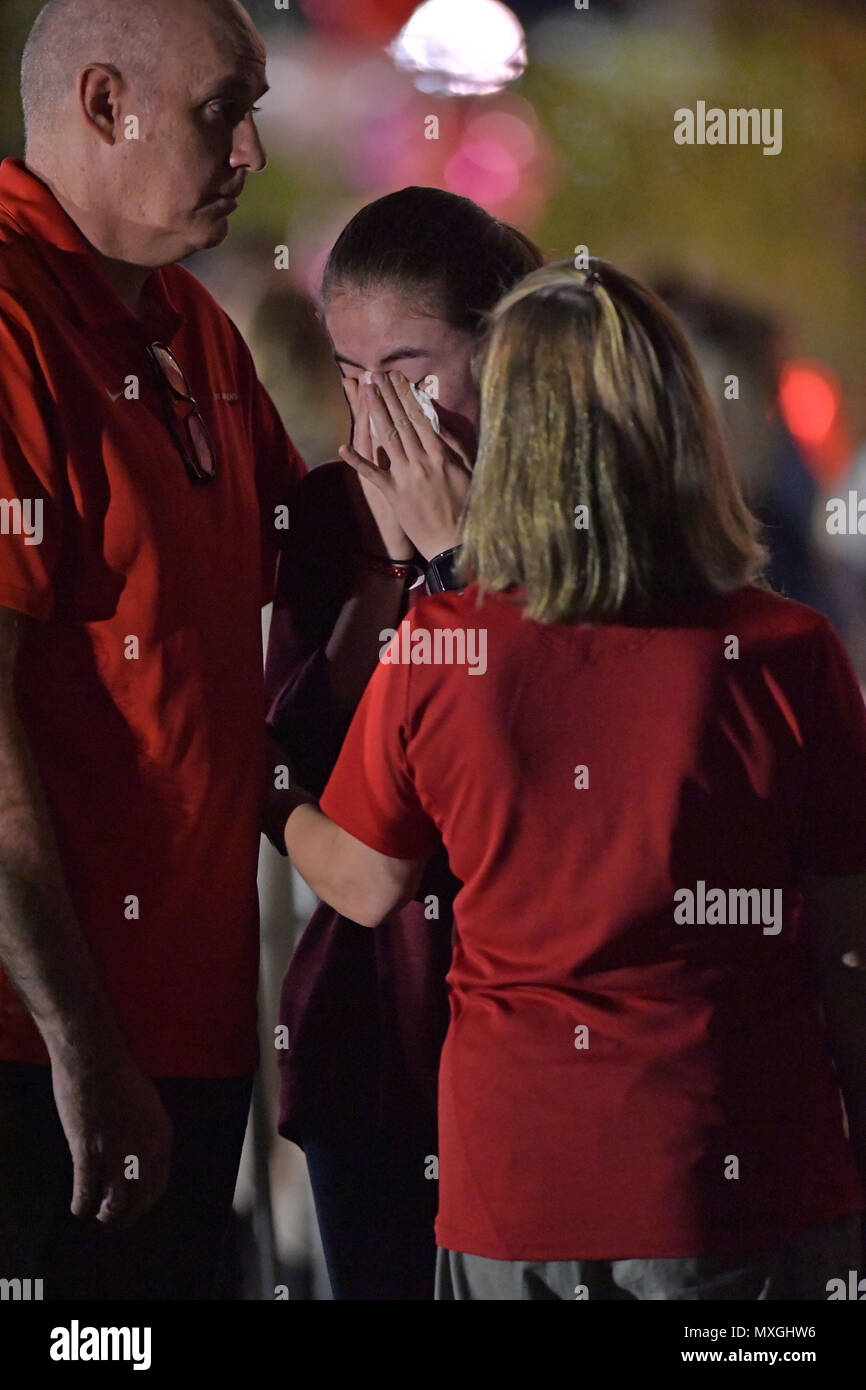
[341,376,416,562]
[339,371,473,562]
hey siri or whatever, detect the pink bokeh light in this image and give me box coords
[445,139,521,203]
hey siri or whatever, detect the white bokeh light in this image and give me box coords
[388,0,527,96]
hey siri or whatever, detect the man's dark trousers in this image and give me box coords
[0,1061,252,1300]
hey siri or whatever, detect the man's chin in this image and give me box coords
[183,211,232,254]
[200,217,231,249]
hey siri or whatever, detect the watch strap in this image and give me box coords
[425,546,463,593]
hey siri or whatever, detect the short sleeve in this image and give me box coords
[0,307,63,620]
[797,617,866,876]
[319,621,440,860]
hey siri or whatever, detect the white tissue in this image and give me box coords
[362,369,441,437]
[410,381,441,434]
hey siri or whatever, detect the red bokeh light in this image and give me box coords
[778,360,840,446]
[299,0,418,42]
[778,358,852,484]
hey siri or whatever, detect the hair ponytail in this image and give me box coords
[459,259,768,623]
[321,187,544,332]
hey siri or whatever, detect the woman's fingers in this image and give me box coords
[341,375,359,426]
[434,421,473,474]
[387,372,447,456]
[375,373,429,459]
[381,373,473,476]
[364,378,422,469]
[342,378,373,461]
[342,375,358,408]
[358,373,473,489]
[362,381,410,471]
[338,442,393,493]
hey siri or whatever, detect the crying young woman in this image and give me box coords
[263,187,543,1300]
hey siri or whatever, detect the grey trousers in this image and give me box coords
[435,1213,863,1300]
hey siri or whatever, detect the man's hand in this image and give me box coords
[49,1047,173,1229]
[0,605,173,1231]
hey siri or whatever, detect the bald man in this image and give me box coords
[0,0,306,1297]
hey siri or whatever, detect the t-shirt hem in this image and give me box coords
[0,585,51,621]
[434,1199,865,1262]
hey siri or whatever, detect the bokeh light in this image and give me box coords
[779,361,841,447]
[388,0,527,95]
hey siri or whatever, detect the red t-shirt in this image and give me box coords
[319,582,866,1259]
[0,158,306,1076]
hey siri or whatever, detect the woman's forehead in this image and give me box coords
[325,288,455,363]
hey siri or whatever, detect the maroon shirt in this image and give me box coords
[264,461,455,1143]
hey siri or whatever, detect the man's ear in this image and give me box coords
[78,64,124,145]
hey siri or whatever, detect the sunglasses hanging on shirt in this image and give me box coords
[147,342,218,483]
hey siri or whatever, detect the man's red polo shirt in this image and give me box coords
[0,158,305,1076]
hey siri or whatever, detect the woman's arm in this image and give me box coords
[265,369,472,787]
[322,550,415,721]
[283,802,425,927]
[264,462,414,796]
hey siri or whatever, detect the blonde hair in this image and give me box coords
[458,259,768,623]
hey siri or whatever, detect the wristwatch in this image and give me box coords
[425,546,464,593]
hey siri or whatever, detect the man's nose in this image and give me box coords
[230,114,267,174]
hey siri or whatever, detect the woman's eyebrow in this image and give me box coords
[333,348,430,369]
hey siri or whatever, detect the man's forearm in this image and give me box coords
[0,635,128,1065]
[0,868,126,1063]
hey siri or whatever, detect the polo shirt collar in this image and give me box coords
[0,158,183,341]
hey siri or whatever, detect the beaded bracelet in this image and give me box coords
[355,549,418,581]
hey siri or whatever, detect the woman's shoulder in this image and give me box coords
[712,584,832,642]
[407,582,502,628]
[291,457,355,504]
[407,582,837,645]
[283,458,359,551]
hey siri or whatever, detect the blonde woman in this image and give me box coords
[272,260,866,1300]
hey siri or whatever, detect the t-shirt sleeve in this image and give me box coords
[797,616,866,877]
[0,307,63,621]
[319,621,440,860]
